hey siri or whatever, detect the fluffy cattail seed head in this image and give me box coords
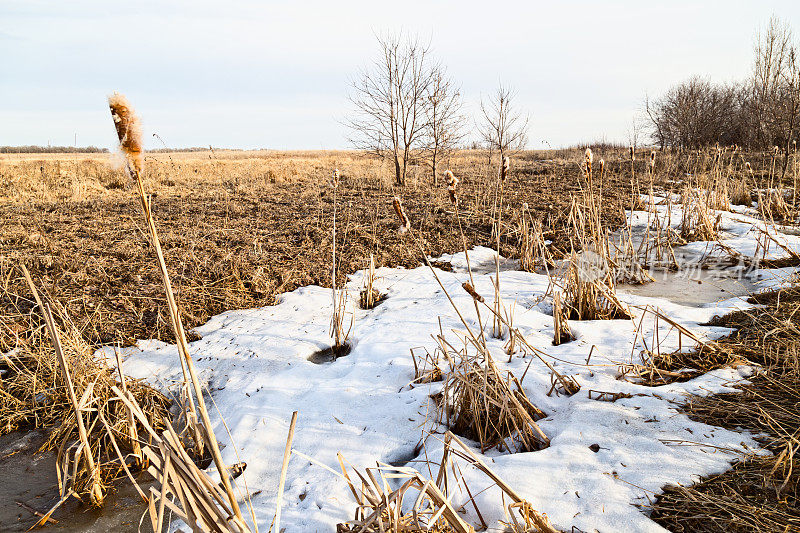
[599,159,605,174]
[462,282,484,303]
[108,92,143,175]
[444,170,459,205]
[585,148,593,166]
[500,156,510,180]
[392,197,411,234]
[330,168,340,188]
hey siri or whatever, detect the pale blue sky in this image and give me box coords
[1,1,798,150]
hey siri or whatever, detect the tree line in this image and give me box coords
[0,145,109,154]
[647,16,800,175]
[347,32,529,185]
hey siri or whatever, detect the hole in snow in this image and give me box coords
[308,343,352,364]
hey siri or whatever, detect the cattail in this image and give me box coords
[629,146,635,161]
[500,156,510,181]
[108,92,143,175]
[649,150,656,172]
[444,169,459,205]
[392,196,411,233]
[584,148,593,180]
[330,168,340,189]
[462,282,484,303]
[599,158,605,176]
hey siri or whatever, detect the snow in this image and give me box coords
[101,206,800,533]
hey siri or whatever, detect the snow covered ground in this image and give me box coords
[103,208,800,532]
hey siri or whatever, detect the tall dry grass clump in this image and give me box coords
[334,432,558,533]
[680,186,721,242]
[0,268,170,517]
[359,254,381,309]
[517,203,552,273]
[556,158,631,320]
[439,347,549,453]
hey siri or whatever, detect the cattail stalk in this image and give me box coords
[108,93,244,524]
[392,197,411,233]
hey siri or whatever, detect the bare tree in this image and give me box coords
[424,66,467,185]
[478,83,529,163]
[646,77,743,150]
[348,32,433,185]
[750,16,800,177]
[626,115,646,151]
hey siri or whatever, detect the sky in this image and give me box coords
[1,0,799,150]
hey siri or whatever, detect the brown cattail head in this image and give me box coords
[108,92,143,175]
[584,148,593,166]
[629,146,635,161]
[392,196,411,233]
[500,156,510,180]
[330,168,340,188]
[599,158,605,175]
[462,282,484,303]
[444,169,459,205]
[649,150,656,171]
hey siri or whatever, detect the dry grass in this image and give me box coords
[0,149,640,351]
[650,287,800,532]
[438,349,549,453]
[0,274,169,514]
[333,432,558,533]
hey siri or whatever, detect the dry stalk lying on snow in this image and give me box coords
[619,305,735,386]
[333,432,559,533]
[113,390,254,533]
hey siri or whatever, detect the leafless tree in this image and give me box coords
[626,115,646,151]
[646,77,743,150]
[348,32,433,185]
[424,66,467,185]
[478,83,529,163]
[750,16,800,177]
